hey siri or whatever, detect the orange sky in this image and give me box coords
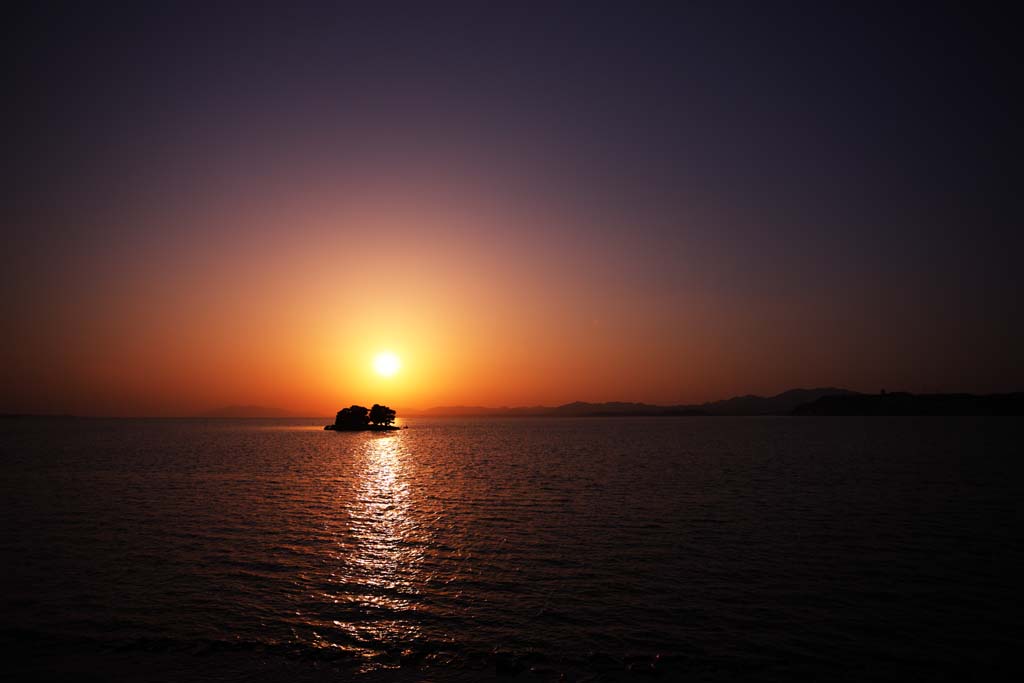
[6,182,727,415]
[5,6,1021,416]
[5,171,1014,417]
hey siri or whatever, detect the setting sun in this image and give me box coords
[373,352,401,377]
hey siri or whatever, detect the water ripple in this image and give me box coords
[2,416,1022,680]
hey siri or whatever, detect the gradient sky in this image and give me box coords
[3,4,1020,416]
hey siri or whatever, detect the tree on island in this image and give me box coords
[369,403,396,427]
[328,403,398,430]
[334,404,370,429]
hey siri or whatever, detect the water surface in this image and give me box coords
[1,417,1020,680]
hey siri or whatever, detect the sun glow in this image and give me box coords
[373,352,401,377]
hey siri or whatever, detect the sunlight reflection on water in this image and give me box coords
[338,434,424,663]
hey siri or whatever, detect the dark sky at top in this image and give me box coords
[2,3,1021,411]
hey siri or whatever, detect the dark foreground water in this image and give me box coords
[1,417,1021,681]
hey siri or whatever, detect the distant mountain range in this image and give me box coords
[10,389,1023,418]
[405,388,860,417]
[793,392,1024,416]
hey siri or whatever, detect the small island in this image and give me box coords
[325,404,400,431]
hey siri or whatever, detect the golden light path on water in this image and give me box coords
[329,433,426,667]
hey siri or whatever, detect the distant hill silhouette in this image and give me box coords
[407,388,859,417]
[696,387,859,415]
[792,392,1024,416]
[197,405,298,418]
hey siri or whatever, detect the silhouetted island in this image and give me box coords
[324,404,400,431]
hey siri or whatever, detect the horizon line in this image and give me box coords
[6,387,1023,419]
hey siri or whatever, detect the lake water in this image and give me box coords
[1,417,1020,681]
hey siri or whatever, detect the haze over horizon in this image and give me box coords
[4,4,1020,417]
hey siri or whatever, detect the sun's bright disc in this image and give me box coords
[373,352,401,377]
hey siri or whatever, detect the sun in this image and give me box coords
[373,352,401,377]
